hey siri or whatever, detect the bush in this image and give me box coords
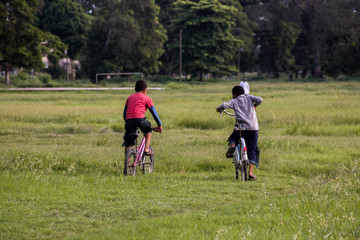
[147,74,176,84]
[38,73,52,84]
[45,65,67,79]
[12,72,42,87]
[166,82,190,90]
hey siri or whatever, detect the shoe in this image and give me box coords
[144,149,154,156]
[225,147,235,158]
[248,174,257,181]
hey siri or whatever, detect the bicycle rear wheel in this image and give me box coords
[240,158,248,181]
[240,139,248,181]
[124,148,137,176]
[141,147,154,174]
[234,145,240,180]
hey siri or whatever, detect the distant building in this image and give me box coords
[42,55,80,80]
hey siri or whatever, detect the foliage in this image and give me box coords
[170,0,242,81]
[219,0,257,74]
[82,0,167,81]
[1,0,360,82]
[219,0,255,52]
[8,71,60,87]
[0,0,44,84]
[158,0,255,76]
[290,0,359,78]
[40,32,67,66]
[38,0,90,60]
[322,5,360,77]
[155,0,178,75]
[239,0,264,7]
[255,1,300,78]
[78,0,98,14]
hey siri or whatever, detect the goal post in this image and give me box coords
[95,72,143,86]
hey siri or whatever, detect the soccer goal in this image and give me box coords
[95,72,143,86]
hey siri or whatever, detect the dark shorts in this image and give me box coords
[123,118,152,147]
[229,130,260,167]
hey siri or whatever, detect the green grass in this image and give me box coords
[0,81,359,239]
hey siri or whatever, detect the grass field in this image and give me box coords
[0,80,359,239]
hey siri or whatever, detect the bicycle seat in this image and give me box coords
[234,123,246,131]
[129,131,140,137]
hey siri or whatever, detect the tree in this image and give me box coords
[0,0,44,84]
[170,0,241,81]
[321,1,360,77]
[41,32,67,65]
[127,0,167,74]
[39,0,89,60]
[38,0,89,80]
[291,0,358,78]
[78,0,98,14]
[157,0,254,76]
[291,32,312,78]
[155,0,177,75]
[255,1,300,78]
[239,0,263,7]
[219,0,256,75]
[82,0,166,81]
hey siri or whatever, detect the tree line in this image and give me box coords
[1,0,359,84]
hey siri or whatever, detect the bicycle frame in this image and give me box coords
[124,127,160,176]
[135,136,146,165]
[125,134,146,171]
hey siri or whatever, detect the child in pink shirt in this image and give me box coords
[123,80,162,155]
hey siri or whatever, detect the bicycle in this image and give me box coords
[124,127,161,176]
[220,109,249,181]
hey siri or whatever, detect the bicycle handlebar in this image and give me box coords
[219,110,246,131]
[152,126,162,133]
[220,109,235,117]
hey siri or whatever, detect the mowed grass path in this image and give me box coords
[0,81,359,239]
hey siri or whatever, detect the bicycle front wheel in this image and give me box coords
[141,147,154,174]
[124,148,137,176]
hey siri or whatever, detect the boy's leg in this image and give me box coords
[144,132,152,154]
[226,141,236,158]
[249,164,254,176]
[226,130,239,158]
[242,130,258,180]
[138,118,153,155]
[124,119,136,153]
[125,146,132,152]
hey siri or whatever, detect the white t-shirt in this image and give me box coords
[240,81,250,94]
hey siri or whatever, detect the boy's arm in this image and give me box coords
[149,106,162,126]
[123,105,127,121]
[216,100,233,112]
[250,96,263,107]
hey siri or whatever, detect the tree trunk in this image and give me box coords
[198,72,203,82]
[70,59,74,81]
[311,24,323,78]
[301,69,308,78]
[293,0,323,78]
[312,45,322,78]
[5,70,10,85]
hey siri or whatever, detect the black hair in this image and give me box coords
[135,80,147,92]
[232,86,244,97]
